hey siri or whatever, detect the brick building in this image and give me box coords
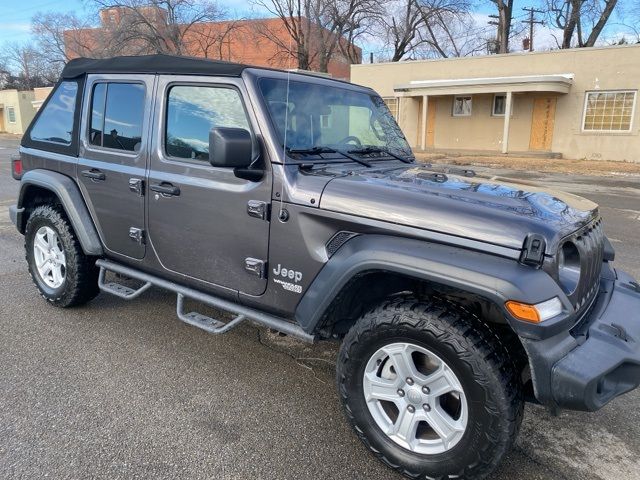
[64,8,360,80]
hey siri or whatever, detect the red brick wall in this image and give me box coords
[64,13,360,80]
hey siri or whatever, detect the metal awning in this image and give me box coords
[394,73,574,96]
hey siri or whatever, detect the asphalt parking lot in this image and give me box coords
[1,133,639,479]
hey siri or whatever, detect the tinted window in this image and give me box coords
[165,85,250,160]
[30,81,78,145]
[89,83,106,147]
[89,82,145,152]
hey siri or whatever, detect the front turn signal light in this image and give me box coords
[506,301,540,323]
[505,297,563,323]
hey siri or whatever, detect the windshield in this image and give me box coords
[258,77,412,159]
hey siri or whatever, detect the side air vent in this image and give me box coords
[326,231,358,257]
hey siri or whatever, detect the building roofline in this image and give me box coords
[353,43,640,69]
[397,73,574,89]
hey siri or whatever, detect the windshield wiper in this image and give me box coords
[347,146,413,163]
[287,146,335,155]
[287,146,372,167]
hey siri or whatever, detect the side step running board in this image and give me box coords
[96,259,314,343]
[98,268,152,299]
[177,293,245,334]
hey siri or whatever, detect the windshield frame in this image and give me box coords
[245,69,413,165]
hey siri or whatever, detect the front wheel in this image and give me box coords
[25,204,100,307]
[337,297,523,479]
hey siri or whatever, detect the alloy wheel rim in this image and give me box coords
[33,226,66,289]
[363,342,468,454]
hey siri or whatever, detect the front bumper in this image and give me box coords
[523,266,640,411]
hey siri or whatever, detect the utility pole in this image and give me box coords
[488,14,501,53]
[521,7,544,51]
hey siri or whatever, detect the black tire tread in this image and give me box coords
[337,295,524,480]
[25,204,100,307]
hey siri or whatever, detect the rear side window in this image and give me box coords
[89,82,145,152]
[30,81,78,145]
[165,85,250,160]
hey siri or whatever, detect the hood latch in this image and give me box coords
[520,234,546,267]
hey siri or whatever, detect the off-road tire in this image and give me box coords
[25,204,100,307]
[337,296,524,480]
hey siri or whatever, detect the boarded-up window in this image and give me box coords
[383,97,398,119]
[583,91,635,132]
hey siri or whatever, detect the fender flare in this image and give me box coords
[17,169,103,256]
[295,234,571,339]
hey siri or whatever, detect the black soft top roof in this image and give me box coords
[61,54,249,79]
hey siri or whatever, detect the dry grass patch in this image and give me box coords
[415,153,640,176]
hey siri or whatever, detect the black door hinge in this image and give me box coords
[129,227,145,244]
[245,258,266,278]
[520,234,546,267]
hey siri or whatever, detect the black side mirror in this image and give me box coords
[209,127,253,168]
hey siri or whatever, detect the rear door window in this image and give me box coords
[89,82,145,152]
[29,81,78,145]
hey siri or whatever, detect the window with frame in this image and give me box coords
[492,95,506,116]
[29,81,78,145]
[383,97,399,119]
[165,85,251,161]
[7,107,16,123]
[320,114,332,129]
[89,82,145,152]
[453,96,472,116]
[583,91,636,132]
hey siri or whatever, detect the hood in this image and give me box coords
[319,164,599,253]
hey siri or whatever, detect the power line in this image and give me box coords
[521,7,544,51]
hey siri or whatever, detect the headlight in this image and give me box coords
[558,241,581,295]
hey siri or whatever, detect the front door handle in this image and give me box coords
[81,169,106,181]
[150,182,180,196]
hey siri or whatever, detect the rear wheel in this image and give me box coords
[25,205,100,307]
[337,296,523,479]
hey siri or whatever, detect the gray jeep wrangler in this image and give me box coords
[9,54,640,479]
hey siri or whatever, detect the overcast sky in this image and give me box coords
[2,0,636,57]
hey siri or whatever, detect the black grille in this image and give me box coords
[567,218,605,313]
[326,231,358,257]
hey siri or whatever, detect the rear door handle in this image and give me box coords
[150,182,180,196]
[81,169,106,181]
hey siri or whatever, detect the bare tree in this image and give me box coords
[375,0,481,61]
[251,0,375,72]
[488,0,514,53]
[1,42,55,88]
[377,0,425,61]
[251,0,316,69]
[186,19,244,60]
[547,0,619,48]
[30,10,122,75]
[312,0,377,71]
[420,9,489,57]
[92,0,225,55]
